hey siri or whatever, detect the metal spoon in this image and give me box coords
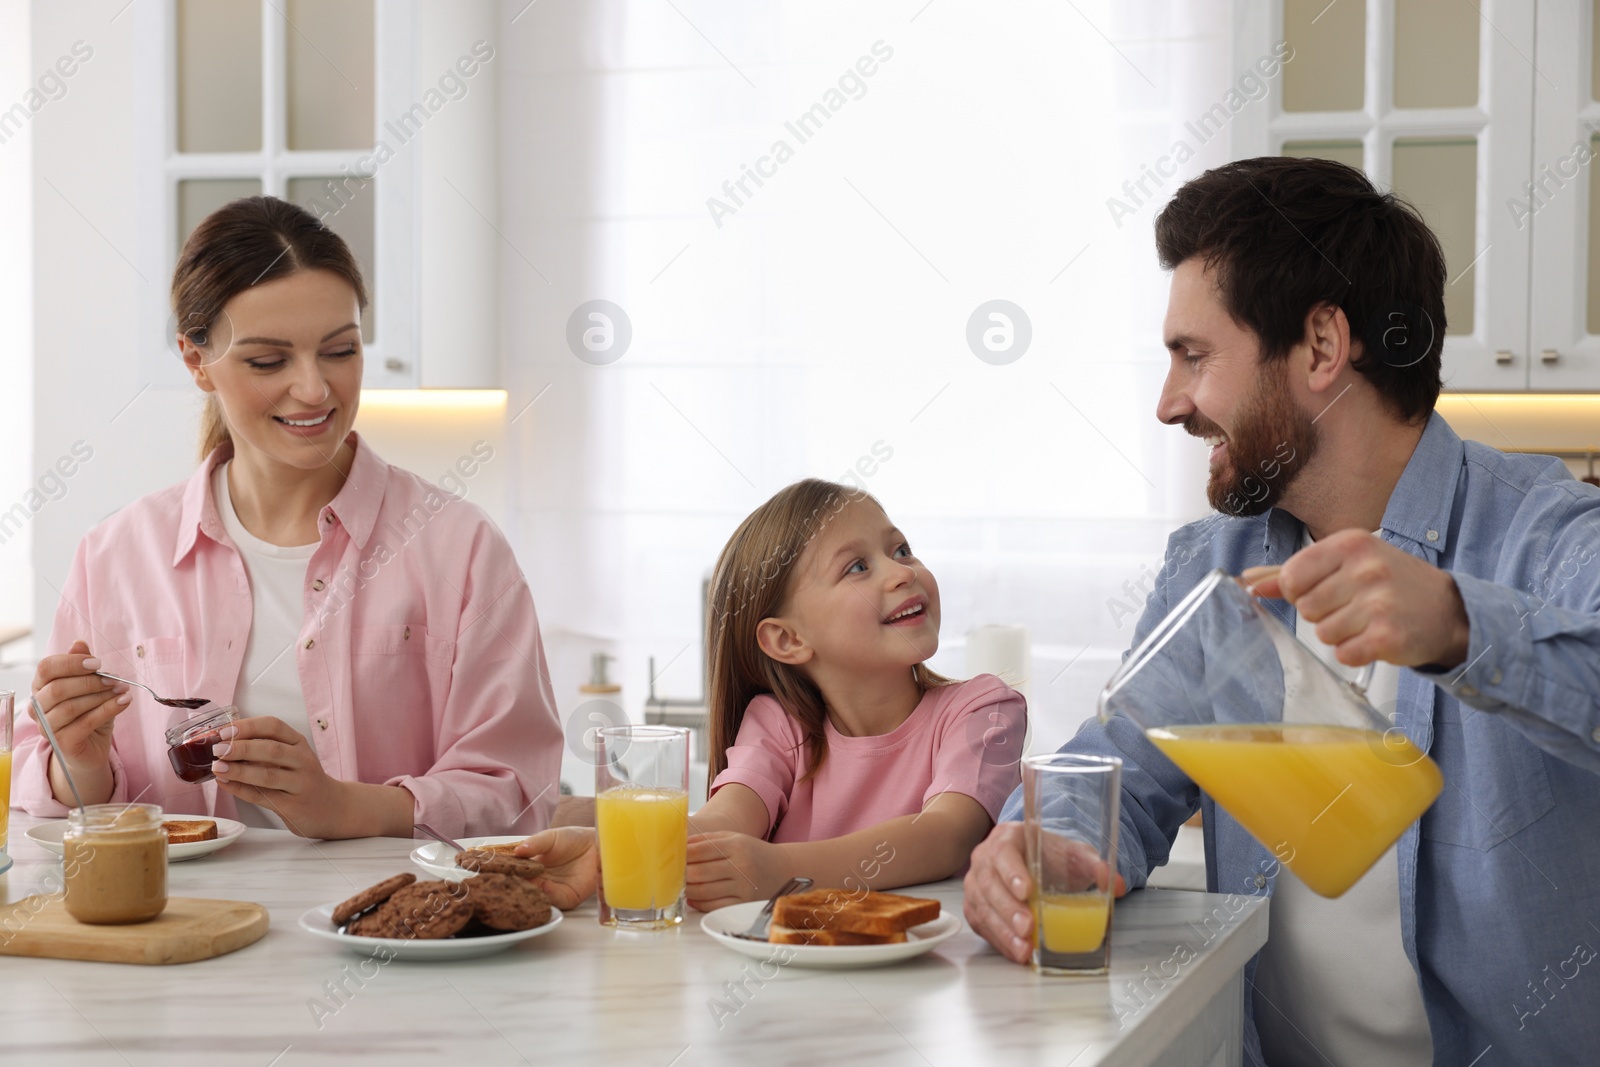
[415,821,467,852]
[29,695,85,811]
[730,876,814,941]
[94,671,210,710]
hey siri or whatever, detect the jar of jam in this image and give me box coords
[62,803,168,924]
[165,705,243,784]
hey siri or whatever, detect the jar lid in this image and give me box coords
[66,802,166,833]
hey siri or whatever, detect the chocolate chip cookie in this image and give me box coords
[333,872,417,925]
[385,892,474,940]
[461,872,553,932]
[351,880,474,940]
[455,850,546,880]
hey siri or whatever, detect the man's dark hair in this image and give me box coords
[1154,156,1445,424]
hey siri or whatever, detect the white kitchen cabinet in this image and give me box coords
[133,0,498,391]
[1234,0,1600,392]
[1528,2,1600,390]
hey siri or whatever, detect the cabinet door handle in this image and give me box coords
[1541,349,1561,365]
[1495,350,1515,365]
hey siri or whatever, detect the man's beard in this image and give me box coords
[1188,360,1318,517]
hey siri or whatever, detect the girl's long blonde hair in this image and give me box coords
[705,478,949,791]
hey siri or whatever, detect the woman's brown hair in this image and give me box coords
[705,478,950,792]
[171,196,369,460]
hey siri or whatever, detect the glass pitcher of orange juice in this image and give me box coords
[1098,569,1443,898]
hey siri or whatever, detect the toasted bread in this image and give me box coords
[163,819,218,844]
[771,890,941,938]
[768,924,908,946]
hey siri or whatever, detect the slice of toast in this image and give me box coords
[771,890,941,938]
[768,924,908,946]
[163,819,218,844]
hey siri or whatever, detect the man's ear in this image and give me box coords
[755,616,813,667]
[1302,302,1353,394]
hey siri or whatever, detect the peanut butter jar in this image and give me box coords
[62,804,169,924]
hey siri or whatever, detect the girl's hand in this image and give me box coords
[211,715,358,839]
[686,831,794,912]
[516,827,600,910]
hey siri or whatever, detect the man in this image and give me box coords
[964,157,1600,1065]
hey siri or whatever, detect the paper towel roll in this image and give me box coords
[966,624,1031,704]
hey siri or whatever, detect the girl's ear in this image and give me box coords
[755,616,812,666]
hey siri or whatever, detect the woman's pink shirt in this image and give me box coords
[12,435,562,839]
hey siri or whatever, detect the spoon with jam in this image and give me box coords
[94,671,211,710]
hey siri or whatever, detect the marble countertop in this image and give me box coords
[0,812,1265,1066]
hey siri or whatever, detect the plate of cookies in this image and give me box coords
[410,836,536,883]
[28,816,246,862]
[300,872,563,960]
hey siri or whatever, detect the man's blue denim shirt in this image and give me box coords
[1000,412,1600,1066]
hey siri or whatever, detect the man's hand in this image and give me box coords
[686,831,793,912]
[517,827,599,910]
[964,823,1035,964]
[1242,528,1471,670]
[963,822,1127,965]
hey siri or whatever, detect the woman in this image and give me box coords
[14,197,562,839]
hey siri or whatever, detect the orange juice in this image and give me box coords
[1146,724,1442,897]
[0,750,9,851]
[1034,892,1111,954]
[596,786,689,912]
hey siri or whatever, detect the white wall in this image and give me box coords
[31,1,196,648]
[498,0,1231,759]
[0,0,33,653]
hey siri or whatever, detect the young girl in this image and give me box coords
[525,478,1026,911]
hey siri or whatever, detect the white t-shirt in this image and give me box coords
[1252,530,1432,1066]
[213,462,318,831]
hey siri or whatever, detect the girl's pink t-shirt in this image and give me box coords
[709,674,1026,843]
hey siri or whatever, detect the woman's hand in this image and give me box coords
[516,827,599,910]
[686,831,794,912]
[31,640,128,804]
[212,715,407,839]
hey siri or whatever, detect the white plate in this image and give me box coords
[410,835,529,882]
[27,817,246,862]
[298,901,563,960]
[700,900,962,969]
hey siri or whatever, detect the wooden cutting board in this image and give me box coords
[0,895,269,964]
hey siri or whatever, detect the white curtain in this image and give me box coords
[498,0,1236,784]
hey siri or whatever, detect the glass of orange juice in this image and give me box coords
[1024,753,1121,976]
[1099,568,1444,899]
[594,725,690,929]
[0,690,12,862]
